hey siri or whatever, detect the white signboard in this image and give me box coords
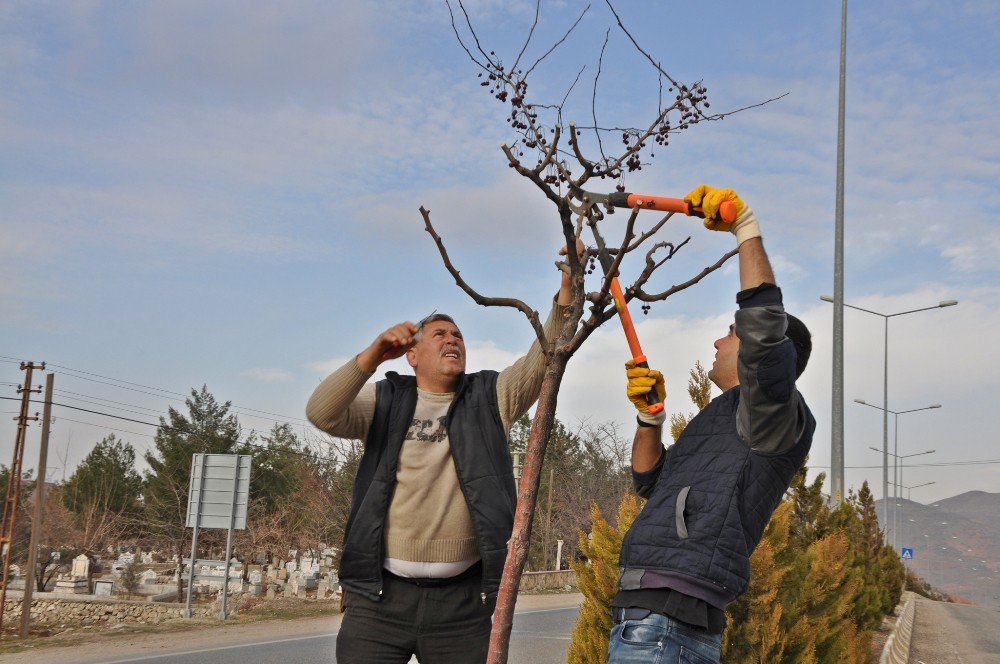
[185,454,251,530]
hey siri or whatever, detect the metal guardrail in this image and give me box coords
[880,591,915,664]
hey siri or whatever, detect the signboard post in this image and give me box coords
[184,454,251,620]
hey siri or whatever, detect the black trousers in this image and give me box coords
[336,571,495,664]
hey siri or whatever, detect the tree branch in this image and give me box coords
[634,247,738,301]
[419,206,548,348]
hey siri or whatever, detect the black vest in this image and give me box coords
[619,388,814,608]
[338,370,516,601]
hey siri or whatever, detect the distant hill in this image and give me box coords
[933,491,1000,535]
[875,491,1000,608]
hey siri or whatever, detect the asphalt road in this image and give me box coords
[909,595,1000,663]
[101,606,577,664]
[7,594,581,664]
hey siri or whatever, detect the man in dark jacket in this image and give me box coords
[306,244,581,664]
[607,185,815,664]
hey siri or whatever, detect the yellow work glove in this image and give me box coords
[684,184,761,246]
[626,359,666,426]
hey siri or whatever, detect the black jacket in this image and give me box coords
[619,387,814,609]
[338,370,516,601]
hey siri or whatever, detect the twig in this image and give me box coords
[592,29,610,161]
[512,0,542,72]
[626,212,675,252]
[635,247,738,300]
[591,205,640,310]
[456,0,496,66]
[419,206,548,347]
[525,4,591,77]
[560,65,587,108]
[444,0,489,70]
[604,0,680,88]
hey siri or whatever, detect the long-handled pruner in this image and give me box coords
[566,186,737,415]
[571,186,738,224]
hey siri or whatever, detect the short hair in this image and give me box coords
[414,312,457,342]
[785,314,812,378]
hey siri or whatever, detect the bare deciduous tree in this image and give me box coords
[431,3,779,660]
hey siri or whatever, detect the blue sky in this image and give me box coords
[2,1,997,507]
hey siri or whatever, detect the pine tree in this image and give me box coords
[668,361,712,442]
[62,434,142,517]
[780,531,869,664]
[722,503,792,662]
[248,423,304,512]
[143,385,242,594]
[567,495,642,664]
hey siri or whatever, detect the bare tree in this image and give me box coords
[431,3,780,660]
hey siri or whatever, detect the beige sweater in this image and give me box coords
[306,301,567,565]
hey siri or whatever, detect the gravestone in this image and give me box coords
[94,579,115,596]
[55,555,91,594]
[71,554,90,579]
[141,569,158,585]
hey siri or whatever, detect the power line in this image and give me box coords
[0,396,350,465]
[53,390,164,418]
[53,417,156,441]
[810,460,1000,469]
[2,354,312,426]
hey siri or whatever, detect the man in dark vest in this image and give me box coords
[607,185,815,664]
[306,243,581,664]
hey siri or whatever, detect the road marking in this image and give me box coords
[515,606,580,615]
[511,630,572,640]
[98,631,339,663]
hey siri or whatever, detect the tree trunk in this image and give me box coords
[487,360,568,663]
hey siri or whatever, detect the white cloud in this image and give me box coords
[240,368,295,383]
[941,232,1000,273]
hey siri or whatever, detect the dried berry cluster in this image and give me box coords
[477,57,552,166]
[470,43,712,205]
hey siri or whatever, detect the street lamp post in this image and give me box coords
[898,481,935,548]
[895,480,935,502]
[858,400,941,546]
[868,444,935,549]
[820,295,956,524]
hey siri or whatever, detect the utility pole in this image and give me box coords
[830,0,848,506]
[0,361,44,634]
[21,373,53,638]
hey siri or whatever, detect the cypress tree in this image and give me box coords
[567,495,641,664]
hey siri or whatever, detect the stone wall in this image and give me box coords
[519,570,577,592]
[3,591,214,626]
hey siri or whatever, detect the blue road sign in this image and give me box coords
[901,547,914,560]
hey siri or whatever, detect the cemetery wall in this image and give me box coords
[2,592,214,626]
[519,570,576,591]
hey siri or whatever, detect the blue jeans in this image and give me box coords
[607,609,722,664]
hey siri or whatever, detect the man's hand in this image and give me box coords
[557,237,587,305]
[684,184,761,246]
[357,322,419,372]
[626,359,666,425]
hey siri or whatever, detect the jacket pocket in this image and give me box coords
[675,485,691,539]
